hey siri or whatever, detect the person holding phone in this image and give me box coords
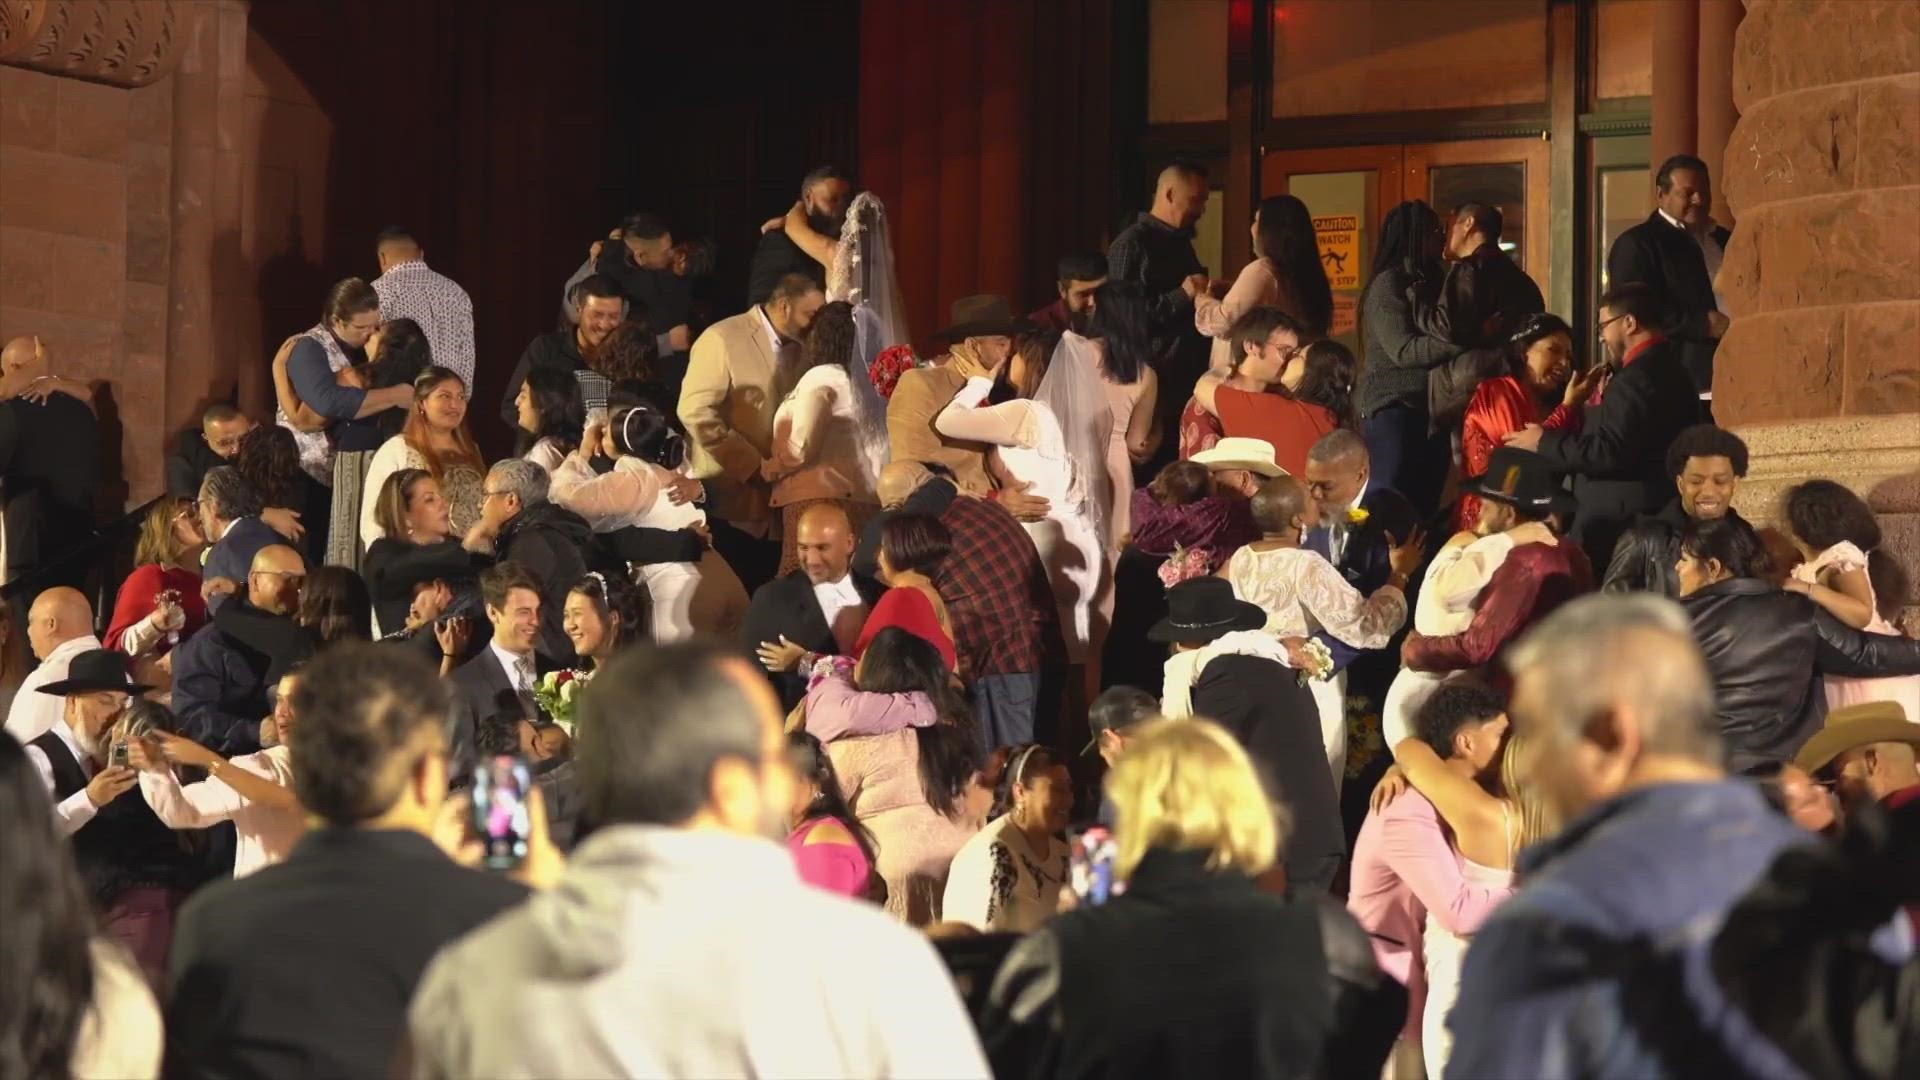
[977,718,1400,1078]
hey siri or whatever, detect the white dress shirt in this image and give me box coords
[139,745,302,878]
[1329,478,1370,566]
[812,573,868,654]
[1657,207,1726,310]
[5,634,103,745]
[26,717,105,836]
[490,642,537,693]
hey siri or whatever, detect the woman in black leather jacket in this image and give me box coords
[1676,517,1920,772]
[976,718,1404,1079]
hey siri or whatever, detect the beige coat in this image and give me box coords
[677,308,796,528]
[885,362,994,496]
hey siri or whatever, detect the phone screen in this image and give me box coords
[1069,826,1123,907]
[109,741,130,768]
[471,754,533,871]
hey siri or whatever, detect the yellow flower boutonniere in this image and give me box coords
[1346,507,1370,527]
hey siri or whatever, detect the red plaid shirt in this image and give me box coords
[934,495,1062,677]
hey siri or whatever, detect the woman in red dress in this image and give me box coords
[854,512,958,673]
[1457,313,1602,529]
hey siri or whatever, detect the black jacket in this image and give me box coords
[1606,212,1731,394]
[1356,262,1462,419]
[1191,655,1346,888]
[1681,577,1920,772]
[363,537,491,636]
[166,431,226,500]
[1533,338,1700,566]
[30,730,208,907]
[166,828,527,1080]
[747,229,824,308]
[978,848,1403,1079]
[447,646,543,782]
[500,329,588,427]
[170,606,287,756]
[0,394,99,584]
[1416,242,1545,349]
[741,569,886,711]
[497,502,596,666]
[1602,502,1747,597]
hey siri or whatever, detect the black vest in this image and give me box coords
[29,731,204,906]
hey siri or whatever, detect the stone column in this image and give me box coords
[1695,0,1743,226]
[1651,0,1700,189]
[1720,0,1920,624]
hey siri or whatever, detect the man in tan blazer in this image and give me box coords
[679,271,824,587]
[886,295,1049,522]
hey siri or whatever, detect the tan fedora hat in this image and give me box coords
[1188,437,1287,479]
[1793,700,1920,774]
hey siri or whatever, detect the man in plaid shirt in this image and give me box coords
[858,462,1063,749]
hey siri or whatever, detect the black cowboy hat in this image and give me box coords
[36,649,153,697]
[1147,577,1268,644]
[932,295,1040,341]
[1464,447,1576,517]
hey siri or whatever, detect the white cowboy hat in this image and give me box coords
[1187,437,1287,478]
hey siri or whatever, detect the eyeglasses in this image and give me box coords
[1596,313,1629,333]
[481,490,512,501]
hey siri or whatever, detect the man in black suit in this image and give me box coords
[1302,429,1420,666]
[1507,282,1701,574]
[1151,579,1345,895]
[0,343,100,593]
[461,458,592,666]
[173,544,310,756]
[748,165,851,304]
[165,642,532,1080]
[166,402,253,501]
[743,503,884,711]
[1420,201,1546,348]
[447,562,546,781]
[1605,154,1731,401]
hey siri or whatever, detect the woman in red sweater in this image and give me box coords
[107,497,208,657]
[1456,313,1603,529]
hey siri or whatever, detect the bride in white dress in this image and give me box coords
[932,332,1111,660]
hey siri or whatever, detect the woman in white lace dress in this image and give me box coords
[933,333,1111,661]
[1224,474,1419,789]
[546,403,748,642]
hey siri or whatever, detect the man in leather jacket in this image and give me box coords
[1604,424,1749,596]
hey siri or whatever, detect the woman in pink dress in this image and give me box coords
[1780,480,1920,714]
[1081,283,1159,552]
[786,730,877,901]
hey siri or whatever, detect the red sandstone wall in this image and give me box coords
[1717,0,1920,425]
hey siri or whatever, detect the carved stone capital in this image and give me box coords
[0,0,182,87]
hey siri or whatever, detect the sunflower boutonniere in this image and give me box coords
[1345,507,1370,527]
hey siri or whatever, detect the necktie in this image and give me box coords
[514,658,538,717]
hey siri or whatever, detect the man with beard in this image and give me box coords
[1606,154,1731,404]
[1028,253,1108,334]
[749,165,852,305]
[1602,424,1749,596]
[500,274,626,427]
[1504,283,1697,574]
[173,544,311,756]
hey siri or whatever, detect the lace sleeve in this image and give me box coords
[934,376,1040,447]
[1298,552,1406,648]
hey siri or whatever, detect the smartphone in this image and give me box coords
[1069,826,1123,907]
[109,740,130,769]
[470,754,533,871]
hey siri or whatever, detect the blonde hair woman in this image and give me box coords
[977,718,1400,1078]
[105,497,208,660]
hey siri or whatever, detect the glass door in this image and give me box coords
[1403,137,1552,299]
[1262,145,1406,353]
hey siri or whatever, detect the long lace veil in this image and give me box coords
[1038,332,1114,548]
[832,192,909,349]
[846,306,893,491]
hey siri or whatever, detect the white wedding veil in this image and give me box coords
[832,191,909,349]
[846,305,893,491]
[1037,331,1114,548]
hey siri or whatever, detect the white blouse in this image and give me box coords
[548,453,705,533]
[138,745,303,878]
[942,814,1069,934]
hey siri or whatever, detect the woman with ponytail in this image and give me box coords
[546,402,748,641]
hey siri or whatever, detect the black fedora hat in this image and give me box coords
[36,649,153,697]
[932,294,1040,341]
[1464,447,1576,517]
[1147,577,1269,644]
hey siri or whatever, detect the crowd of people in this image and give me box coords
[0,151,1916,1079]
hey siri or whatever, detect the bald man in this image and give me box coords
[5,586,102,743]
[172,545,312,755]
[740,503,884,710]
[1,338,101,592]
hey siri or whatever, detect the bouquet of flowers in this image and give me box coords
[1293,638,1335,685]
[1157,544,1213,589]
[532,669,589,736]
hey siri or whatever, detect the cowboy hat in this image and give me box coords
[1463,446,1575,517]
[1188,437,1287,479]
[1148,577,1268,644]
[932,295,1040,341]
[1793,700,1920,774]
[36,649,154,697]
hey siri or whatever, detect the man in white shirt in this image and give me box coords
[741,504,884,710]
[370,227,476,391]
[407,640,989,1079]
[447,562,544,779]
[6,585,101,743]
